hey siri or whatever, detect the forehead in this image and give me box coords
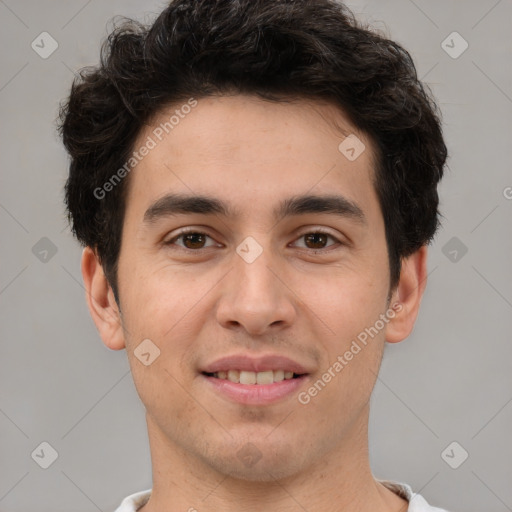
[124,94,380,226]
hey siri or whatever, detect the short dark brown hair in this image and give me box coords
[59,0,447,302]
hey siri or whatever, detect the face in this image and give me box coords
[96,95,407,481]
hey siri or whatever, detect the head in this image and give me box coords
[59,0,446,482]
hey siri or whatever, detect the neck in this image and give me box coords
[139,407,407,512]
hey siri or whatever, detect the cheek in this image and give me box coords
[296,258,388,337]
[118,257,202,336]
[290,252,388,399]
[119,266,205,426]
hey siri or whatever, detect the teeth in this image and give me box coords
[240,370,257,384]
[212,370,298,384]
[273,370,285,382]
[256,370,273,385]
[227,370,240,383]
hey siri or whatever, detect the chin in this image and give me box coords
[200,435,308,483]
[209,455,304,483]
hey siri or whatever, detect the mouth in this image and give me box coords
[200,355,311,405]
[202,370,306,385]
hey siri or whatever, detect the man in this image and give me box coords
[59,0,449,510]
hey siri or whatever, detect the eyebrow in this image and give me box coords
[143,193,367,226]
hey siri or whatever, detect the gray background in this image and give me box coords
[1,1,511,511]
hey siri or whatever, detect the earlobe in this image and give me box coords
[385,245,428,344]
[81,247,126,351]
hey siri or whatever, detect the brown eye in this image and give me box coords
[181,232,207,249]
[166,231,218,250]
[293,231,340,251]
[304,233,329,249]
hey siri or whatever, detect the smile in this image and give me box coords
[204,370,302,385]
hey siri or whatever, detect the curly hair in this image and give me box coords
[59,0,447,303]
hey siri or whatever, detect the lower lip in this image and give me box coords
[202,374,308,405]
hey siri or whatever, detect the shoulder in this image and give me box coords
[378,479,452,512]
[112,489,152,512]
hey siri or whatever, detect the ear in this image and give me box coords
[385,245,428,344]
[81,246,126,350]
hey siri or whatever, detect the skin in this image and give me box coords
[82,95,427,512]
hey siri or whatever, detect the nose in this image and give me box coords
[215,245,296,337]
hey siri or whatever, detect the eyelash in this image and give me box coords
[164,228,343,253]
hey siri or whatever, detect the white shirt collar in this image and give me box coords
[113,481,450,512]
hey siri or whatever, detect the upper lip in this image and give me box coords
[201,354,311,374]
